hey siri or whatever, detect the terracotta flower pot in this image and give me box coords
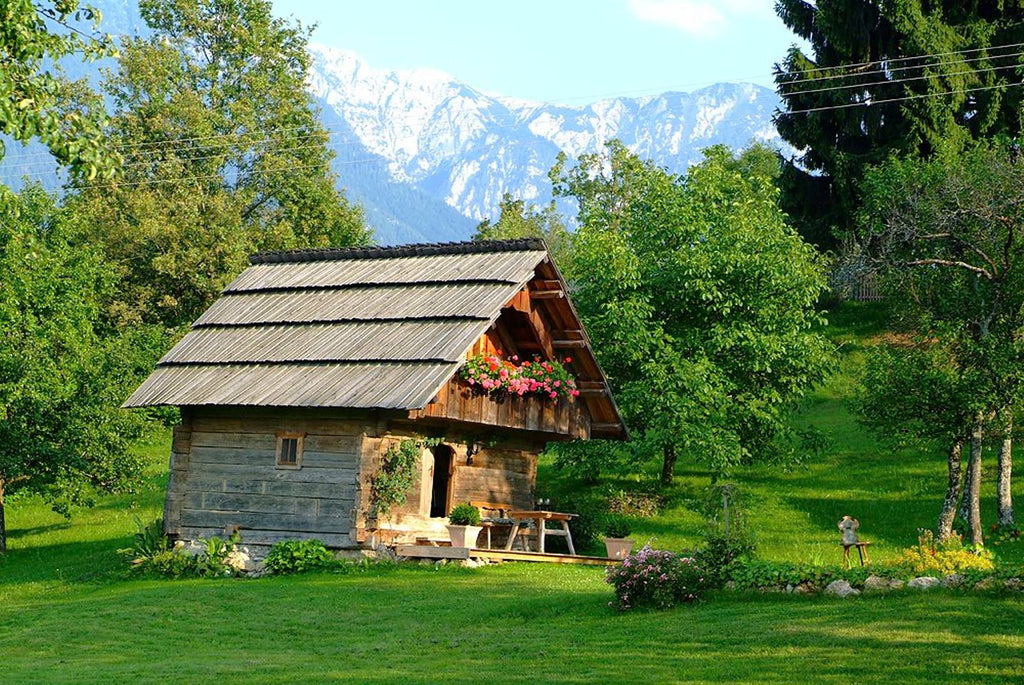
[447,524,483,548]
[604,537,634,559]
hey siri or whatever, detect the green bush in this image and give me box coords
[551,492,608,553]
[693,529,757,589]
[448,503,481,526]
[603,515,632,539]
[265,539,336,575]
[606,545,705,610]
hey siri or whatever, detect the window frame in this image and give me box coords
[276,431,305,469]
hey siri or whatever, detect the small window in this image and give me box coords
[276,432,305,469]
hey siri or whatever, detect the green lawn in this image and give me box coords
[1,301,1023,683]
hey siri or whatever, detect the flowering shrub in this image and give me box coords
[990,523,1022,547]
[893,530,995,575]
[460,354,579,402]
[606,545,705,610]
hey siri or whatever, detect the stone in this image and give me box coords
[1004,578,1023,592]
[825,580,860,598]
[888,579,905,590]
[907,576,940,590]
[863,574,891,592]
[794,582,817,595]
[973,577,999,591]
[460,558,480,568]
[724,581,737,591]
[941,574,966,588]
[785,583,795,593]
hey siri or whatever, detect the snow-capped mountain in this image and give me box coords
[308,45,784,228]
[1,0,786,245]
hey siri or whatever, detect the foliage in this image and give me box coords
[121,524,242,579]
[989,524,1022,547]
[264,539,335,575]
[606,488,663,518]
[447,503,481,526]
[694,530,758,590]
[549,491,608,552]
[70,0,370,330]
[369,439,421,519]
[603,515,632,539]
[473,193,572,266]
[553,141,834,483]
[774,1,1024,245]
[725,558,876,592]
[894,530,995,576]
[0,187,162,553]
[549,439,630,484]
[461,354,579,402]
[606,546,704,610]
[0,0,120,203]
[858,144,1024,541]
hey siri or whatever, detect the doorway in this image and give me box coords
[429,444,454,518]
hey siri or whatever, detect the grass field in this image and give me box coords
[1,301,1023,683]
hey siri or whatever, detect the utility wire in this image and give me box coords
[784,81,1022,115]
[780,59,1024,98]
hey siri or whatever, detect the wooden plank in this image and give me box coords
[184,491,340,517]
[185,476,357,500]
[178,526,354,549]
[552,340,587,348]
[191,415,365,436]
[187,462,360,484]
[472,549,618,566]
[530,290,564,300]
[394,545,471,560]
[180,509,350,533]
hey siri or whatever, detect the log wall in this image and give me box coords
[165,408,367,548]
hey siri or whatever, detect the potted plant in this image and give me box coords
[603,516,634,559]
[447,503,483,548]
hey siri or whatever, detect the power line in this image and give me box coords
[33,5,106,43]
[785,81,1022,115]
[780,58,1024,98]
[778,41,1024,80]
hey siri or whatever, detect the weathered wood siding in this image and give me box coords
[165,408,366,548]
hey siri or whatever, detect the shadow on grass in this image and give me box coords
[7,522,72,539]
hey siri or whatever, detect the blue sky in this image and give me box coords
[273,1,802,104]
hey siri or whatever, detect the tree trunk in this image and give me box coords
[660,444,677,486]
[997,414,1015,527]
[938,439,964,540]
[0,477,6,555]
[967,417,984,545]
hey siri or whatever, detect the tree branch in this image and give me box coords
[901,259,994,279]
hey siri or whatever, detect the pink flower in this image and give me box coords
[549,391,557,399]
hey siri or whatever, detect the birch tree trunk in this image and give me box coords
[997,414,1015,527]
[967,418,984,545]
[938,439,964,539]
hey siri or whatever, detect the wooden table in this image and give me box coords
[504,510,576,555]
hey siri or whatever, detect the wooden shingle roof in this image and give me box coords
[124,238,626,437]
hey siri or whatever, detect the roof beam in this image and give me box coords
[591,422,623,433]
[530,290,564,300]
[552,339,587,349]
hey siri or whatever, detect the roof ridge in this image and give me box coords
[249,238,548,265]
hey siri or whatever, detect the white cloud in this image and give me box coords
[627,0,770,37]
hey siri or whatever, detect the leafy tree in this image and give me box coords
[855,343,980,539]
[552,141,833,484]
[0,187,163,553]
[474,193,572,265]
[0,0,120,202]
[858,144,1024,541]
[775,0,1024,246]
[71,0,370,329]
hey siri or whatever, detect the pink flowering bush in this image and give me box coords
[606,545,705,611]
[460,354,579,403]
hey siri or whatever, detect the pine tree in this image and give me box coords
[775,0,1024,247]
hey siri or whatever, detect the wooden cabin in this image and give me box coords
[124,239,626,549]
